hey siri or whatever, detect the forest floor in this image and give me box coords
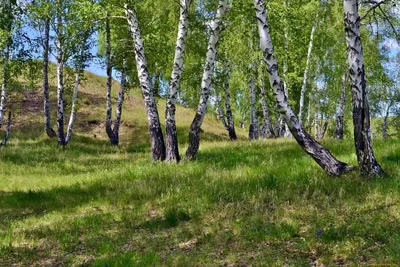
[1,70,400,266]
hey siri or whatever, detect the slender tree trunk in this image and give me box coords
[185,0,228,160]
[298,14,318,124]
[65,71,80,144]
[318,115,331,140]
[335,71,347,139]
[0,43,9,129]
[223,62,237,140]
[314,111,319,139]
[56,10,66,146]
[43,18,56,138]
[344,0,383,175]
[0,111,11,146]
[240,109,246,129]
[126,6,166,160]
[280,0,290,138]
[382,102,392,139]
[306,92,312,133]
[215,87,229,130]
[112,61,127,145]
[105,14,118,145]
[260,75,275,138]
[165,0,191,162]
[254,0,351,175]
[249,77,259,140]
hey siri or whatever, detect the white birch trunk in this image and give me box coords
[43,18,56,138]
[344,0,383,175]
[223,62,237,140]
[249,77,259,140]
[335,71,347,139]
[298,14,318,124]
[0,111,11,146]
[105,14,118,145]
[382,102,392,139]
[260,76,275,138]
[56,8,66,146]
[112,61,127,145]
[65,71,80,144]
[165,0,191,162]
[126,6,166,160]
[185,0,228,159]
[254,0,351,175]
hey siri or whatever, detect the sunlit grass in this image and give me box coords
[1,136,399,266]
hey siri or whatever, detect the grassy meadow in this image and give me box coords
[1,70,400,266]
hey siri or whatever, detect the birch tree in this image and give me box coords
[165,0,192,162]
[248,76,259,140]
[260,75,275,139]
[335,71,347,139]
[343,0,384,175]
[0,0,14,130]
[125,6,166,160]
[254,0,351,176]
[298,13,318,124]
[185,0,228,160]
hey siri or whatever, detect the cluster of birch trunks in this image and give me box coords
[0,0,385,176]
[123,0,383,176]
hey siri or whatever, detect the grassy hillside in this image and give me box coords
[1,70,400,266]
[8,66,248,147]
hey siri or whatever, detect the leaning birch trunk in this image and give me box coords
[254,0,350,175]
[185,0,228,160]
[105,14,118,145]
[112,61,127,145]
[126,6,166,160]
[249,77,259,140]
[260,76,275,138]
[0,111,11,146]
[344,0,383,175]
[165,0,191,162]
[56,10,66,146]
[43,18,56,138]
[335,71,347,139]
[298,14,318,124]
[65,71,80,144]
[223,63,237,140]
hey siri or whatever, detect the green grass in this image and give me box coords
[3,69,400,266]
[1,136,400,266]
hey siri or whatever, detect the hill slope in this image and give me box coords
[8,67,247,147]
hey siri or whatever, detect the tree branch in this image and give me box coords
[360,0,390,21]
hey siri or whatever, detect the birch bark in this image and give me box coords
[105,14,118,145]
[249,77,259,140]
[260,76,275,138]
[223,63,237,140]
[56,6,66,146]
[335,71,347,139]
[185,0,228,159]
[126,6,166,160]
[254,0,351,175]
[298,14,318,123]
[344,0,383,175]
[165,0,191,162]
[43,18,56,138]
